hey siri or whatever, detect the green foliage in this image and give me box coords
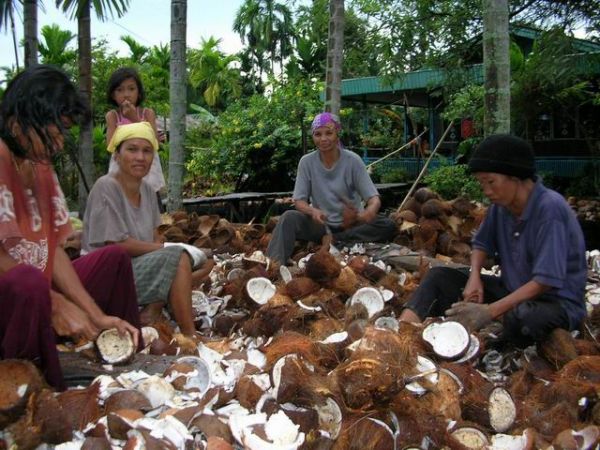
[38,24,77,67]
[424,163,484,201]
[370,165,410,184]
[442,84,484,134]
[187,77,322,193]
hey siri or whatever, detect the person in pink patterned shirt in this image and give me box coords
[0,65,140,390]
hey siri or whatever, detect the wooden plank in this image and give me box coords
[384,254,468,272]
[59,351,179,387]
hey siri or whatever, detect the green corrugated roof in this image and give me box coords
[341,65,483,97]
[510,26,600,53]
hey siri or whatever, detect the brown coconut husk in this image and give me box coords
[170,210,188,222]
[242,304,297,337]
[104,390,152,415]
[274,355,336,406]
[265,331,336,369]
[31,389,73,444]
[558,355,600,386]
[189,414,233,443]
[573,338,600,356]
[421,198,446,219]
[236,376,266,410]
[197,214,220,236]
[107,409,144,440]
[526,401,579,441]
[56,382,102,431]
[3,395,43,450]
[305,249,342,282]
[328,266,359,296]
[539,328,579,369]
[396,209,418,224]
[400,196,422,218]
[309,317,345,341]
[361,264,387,283]
[332,415,396,450]
[413,187,439,204]
[210,219,236,246]
[163,225,187,243]
[82,436,113,450]
[285,276,321,300]
[451,196,477,217]
[0,359,45,429]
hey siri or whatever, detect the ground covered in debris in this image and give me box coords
[2,190,600,450]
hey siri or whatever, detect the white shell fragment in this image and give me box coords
[170,356,211,394]
[455,334,481,364]
[280,265,293,284]
[349,287,385,318]
[246,277,276,304]
[95,328,136,365]
[488,387,517,433]
[315,397,343,439]
[374,316,400,332]
[422,321,470,359]
[406,355,439,395]
[135,375,176,408]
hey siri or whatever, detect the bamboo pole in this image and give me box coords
[366,128,429,170]
[397,121,454,212]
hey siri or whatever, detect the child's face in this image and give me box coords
[112,78,139,107]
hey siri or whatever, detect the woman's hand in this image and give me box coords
[463,272,484,303]
[120,100,138,122]
[92,314,140,348]
[51,292,100,340]
[342,204,359,229]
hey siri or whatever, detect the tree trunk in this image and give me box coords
[23,0,38,67]
[8,5,20,70]
[77,0,94,215]
[324,0,344,116]
[167,0,187,212]
[483,0,510,136]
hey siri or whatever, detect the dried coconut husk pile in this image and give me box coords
[568,197,600,222]
[4,241,600,450]
[390,187,487,265]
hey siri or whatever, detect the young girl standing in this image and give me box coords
[106,67,166,198]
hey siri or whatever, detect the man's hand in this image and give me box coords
[310,207,327,225]
[51,292,100,341]
[445,301,493,332]
[463,273,484,303]
[92,315,140,348]
[342,203,358,229]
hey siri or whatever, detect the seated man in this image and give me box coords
[399,134,587,347]
[267,112,397,265]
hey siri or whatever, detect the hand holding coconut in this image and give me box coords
[446,302,493,332]
[463,272,484,303]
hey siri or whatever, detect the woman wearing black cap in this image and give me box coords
[399,134,587,346]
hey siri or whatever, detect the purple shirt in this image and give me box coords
[472,178,587,327]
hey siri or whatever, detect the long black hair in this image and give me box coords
[106,67,145,107]
[0,65,90,161]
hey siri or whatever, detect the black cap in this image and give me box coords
[468,134,535,179]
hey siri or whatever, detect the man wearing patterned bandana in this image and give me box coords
[267,112,397,265]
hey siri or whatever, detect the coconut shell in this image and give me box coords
[285,276,320,300]
[82,436,113,450]
[0,359,45,429]
[104,390,152,415]
[56,382,102,431]
[107,409,144,440]
[32,389,73,444]
[305,250,342,282]
[413,187,438,204]
[236,376,265,410]
[361,264,387,283]
[333,416,395,450]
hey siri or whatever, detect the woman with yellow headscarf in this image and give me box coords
[82,122,214,337]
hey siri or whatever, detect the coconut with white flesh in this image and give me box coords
[488,387,517,433]
[246,277,276,305]
[141,327,159,352]
[406,355,439,395]
[455,334,481,364]
[166,356,211,394]
[489,429,536,450]
[135,375,176,408]
[349,287,384,318]
[315,397,343,439]
[451,426,490,449]
[374,316,400,332]
[280,265,293,284]
[95,328,136,365]
[422,321,470,359]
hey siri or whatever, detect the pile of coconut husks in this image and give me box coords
[2,189,600,450]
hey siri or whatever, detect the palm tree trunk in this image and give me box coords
[325,0,344,116]
[8,4,20,70]
[483,0,510,135]
[167,0,187,212]
[23,0,38,67]
[77,0,94,215]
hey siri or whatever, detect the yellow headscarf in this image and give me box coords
[107,122,159,153]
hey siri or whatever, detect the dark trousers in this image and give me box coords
[0,245,140,390]
[405,266,571,346]
[266,209,397,264]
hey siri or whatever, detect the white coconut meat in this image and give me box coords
[455,334,481,364]
[349,287,384,318]
[95,328,136,365]
[374,316,400,332]
[379,288,395,302]
[319,331,348,344]
[489,432,533,450]
[135,375,176,408]
[451,427,490,449]
[170,356,211,394]
[422,321,470,359]
[406,356,439,395]
[488,387,517,433]
[279,265,293,284]
[246,277,276,305]
[315,397,343,440]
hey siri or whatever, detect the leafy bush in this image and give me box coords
[370,165,410,184]
[424,163,484,201]
[186,77,322,193]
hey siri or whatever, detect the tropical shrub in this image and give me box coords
[424,162,484,201]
